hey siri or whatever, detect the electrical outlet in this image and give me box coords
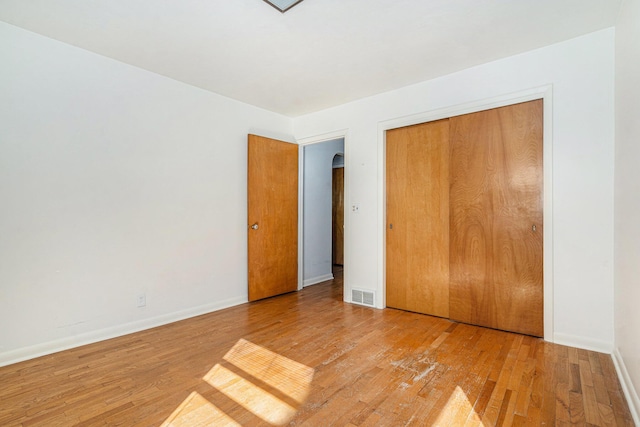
[352,203,360,213]
[137,293,146,308]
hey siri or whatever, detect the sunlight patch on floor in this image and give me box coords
[162,338,314,426]
[434,385,484,426]
[205,363,297,425]
[161,391,240,427]
[222,338,315,404]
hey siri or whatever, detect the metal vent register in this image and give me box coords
[351,289,375,307]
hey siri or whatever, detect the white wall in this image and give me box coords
[294,29,616,352]
[0,18,623,376]
[614,0,640,421]
[0,22,292,365]
[302,139,344,286]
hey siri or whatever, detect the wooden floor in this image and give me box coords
[0,268,634,426]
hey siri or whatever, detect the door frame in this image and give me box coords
[297,129,350,300]
[377,85,554,341]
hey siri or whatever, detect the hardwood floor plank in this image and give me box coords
[495,388,513,426]
[514,357,536,416]
[569,346,580,364]
[583,384,603,425]
[470,379,496,421]
[525,341,545,424]
[556,381,571,423]
[511,414,529,426]
[570,362,584,393]
[593,372,613,406]
[0,269,634,426]
[569,390,587,424]
[598,402,619,427]
[581,358,596,387]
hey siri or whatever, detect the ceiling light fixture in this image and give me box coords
[262,0,305,13]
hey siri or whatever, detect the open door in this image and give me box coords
[248,134,299,301]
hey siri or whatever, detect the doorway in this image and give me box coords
[301,138,345,288]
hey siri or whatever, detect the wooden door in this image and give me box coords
[449,100,543,336]
[332,167,344,266]
[386,119,450,318]
[248,134,298,301]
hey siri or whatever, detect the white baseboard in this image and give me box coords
[552,332,613,354]
[0,296,246,368]
[303,273,334,287]
[612,348,640,426]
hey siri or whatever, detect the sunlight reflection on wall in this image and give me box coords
[162,338,314,426]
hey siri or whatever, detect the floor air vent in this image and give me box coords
[351,289,375,307]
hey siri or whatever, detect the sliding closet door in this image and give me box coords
[448,100,543,336]
[386,119,450,318]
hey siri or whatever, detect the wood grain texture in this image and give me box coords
[248,134,298,301]
[386,119,450,318]
[332,167,344,266]
[0,270,634,426]
[449,100,544,336]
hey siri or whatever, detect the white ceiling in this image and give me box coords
[0,0,622,117]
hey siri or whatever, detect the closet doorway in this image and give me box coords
[386,100,543,337]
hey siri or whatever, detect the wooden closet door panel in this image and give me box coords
[386,119,450,318]
[449,100,543,336]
